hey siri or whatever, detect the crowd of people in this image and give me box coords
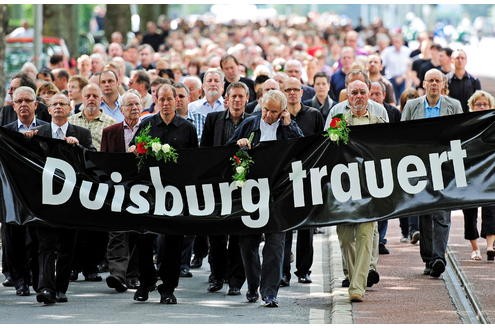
[1,12,494,308]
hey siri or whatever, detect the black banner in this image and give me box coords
[1,110,495,234]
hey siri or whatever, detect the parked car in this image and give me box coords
[4,36,70,77]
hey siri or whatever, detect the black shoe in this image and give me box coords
[133,286,149,302]
[126,278,140,290]
[410,231,420,244]
[106,275,128,293]
[227,287,241,296]
[367,270,380,287]
[84,273,102,282]
[379,243,390,255]
[36,289,56,304]
[179,268,193,278]
[341,278,350,288]
[157,285,177,304]
[69,270,79,281]
[430,259,446,278]
[97,262,109,273]
[15,284,30,296]
[262,295,279,307]
[423,264,432,275]
[190,255,203,269]
[246,289,259,303]
[207,280,223,292]
[2,277,15,287]
[297,273,312,284]
[56,292,68,303]
[279,275,290,287]
[208,274,216,284]
[487,250,495,261]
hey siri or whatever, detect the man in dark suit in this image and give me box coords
[201,82,250,296]
[101,90,142,292]
[230,90,303,308]
[0,72,51,126]
[2,86,48,297]
[129,84,198,305]
[26,93,94,304]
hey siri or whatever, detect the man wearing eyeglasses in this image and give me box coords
[1,86,49,297]
[402,68,462,279]
[26,93,94,304]
[280,77,323,288]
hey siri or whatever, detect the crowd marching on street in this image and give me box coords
[2,10,495,310]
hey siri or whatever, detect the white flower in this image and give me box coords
[329,132,339,142]
[162,144,171,153]
[151,142,161,153]
[235,180,245,188]
[236,166,245,174]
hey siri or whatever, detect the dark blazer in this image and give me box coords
[303,95,336,121]
[228,112,303,146]
[36,123,96,151]
[101,122,126,153]
[0,101,50,126]
[201,110,251,147]
[245,100,258,114]
[301,85,316,102]
[383,103,402,123]
[2,118,48,131]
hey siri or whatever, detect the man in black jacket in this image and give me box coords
[230,89,303,308]
[201,82,250,296]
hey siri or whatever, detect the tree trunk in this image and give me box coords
[0,4,8,105]
[139,4,168,30]
[105,4,131,43]
[43,4,79,57]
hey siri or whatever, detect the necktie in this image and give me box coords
[56,127,65,140]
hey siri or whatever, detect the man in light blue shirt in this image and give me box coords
[188,68,225,117]
[99,70,124,122]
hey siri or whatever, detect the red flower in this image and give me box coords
[330,117,341,128]
[233,155,241,164]
[136,142,147,154]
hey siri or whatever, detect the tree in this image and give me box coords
[139,4,168,30]
[105,4,131,43]
[43,4,79,57]
[0,4,8,105]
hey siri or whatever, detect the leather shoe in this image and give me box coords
[246,289,259,303]
[190,255,203,269]
[350,294,363,302]
[3,276,15,287]
[262,295,278,307]
[366,270,380,287]
[158,284,177,304]
[106,275,128,293]
[56,292,68,303]
[430,259,445,278]
[84,272,102,282]
[342,278,350,288]
[379,243,390,255]
[179,268,193,278]
[207,279,223,292]
[126,278,140,290]
[298,273,312,284]
[227,287,241,295]
[36,289,56,304]
[16,284,30,296]
[279,275,290,287]
[69,270,79,281]
[133,286,149,302]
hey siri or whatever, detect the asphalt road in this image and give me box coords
[0,229,332,324]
